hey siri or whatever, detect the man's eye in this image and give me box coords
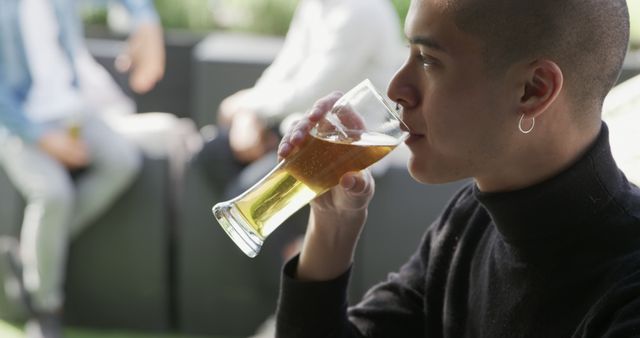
[420,54,437,69]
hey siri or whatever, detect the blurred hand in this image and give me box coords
[229,110,278,163]
[116,23,165,94]
[38,131,90,170]
[217,89,250,127]
[277,92,375,281]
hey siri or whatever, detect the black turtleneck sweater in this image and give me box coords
[275,125,640,338]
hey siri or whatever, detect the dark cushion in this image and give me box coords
[0,157,171,331]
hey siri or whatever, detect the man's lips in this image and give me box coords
[399,120,424,144]
[405,132,425,144]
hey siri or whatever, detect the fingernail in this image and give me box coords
[342,175,355,190]
[291,130,304,143]
[297,120,309,131]
[309,108,324,121]
[278,143,291,156]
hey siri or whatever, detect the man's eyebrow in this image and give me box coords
[408,36,448,53]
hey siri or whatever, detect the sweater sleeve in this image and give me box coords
[276,235,432,338]
[579,270,640,338]
[599,298,640,338]
[276,255,362,338]
[119,0,160,27]
[275,184,474,338]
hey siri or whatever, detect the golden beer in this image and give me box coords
[213,78,408,257]
[233,130,397,239]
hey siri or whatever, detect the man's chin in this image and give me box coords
[407,161,465,185]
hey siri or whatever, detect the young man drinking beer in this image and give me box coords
[274,0,640,336]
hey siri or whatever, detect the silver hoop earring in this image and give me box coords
[518,114,535,134]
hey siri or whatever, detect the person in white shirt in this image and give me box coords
[0,0,164,337]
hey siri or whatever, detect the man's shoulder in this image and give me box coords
[615,180,640,222]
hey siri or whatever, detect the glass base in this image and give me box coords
[212,201,263,258]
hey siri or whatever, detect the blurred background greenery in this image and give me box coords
[82,0,411,36]
[83,0,638,49]
[630,0,640,50]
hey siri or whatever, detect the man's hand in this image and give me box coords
[115,23,165,94]
[277,92,375,281]
[229,110,279,163]
[38,131,90,170]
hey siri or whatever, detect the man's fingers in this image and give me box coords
[119,23,165,94]
[277,142,293,160]
[338,106,366,130]
[278,119,312,158]
[278,92,344,160]
[129,61,164,94]
[341,170,374,196]
[308,91,343,122]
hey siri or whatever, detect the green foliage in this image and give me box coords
[81,1,109,26]
[82,0,637,46]
[82,6,108,26]
[391,0,410,28]
[83,0,412,37]
[212,0,297,36]
[154,0,217,32]
[630,0,640,50]
[220,0,410,36]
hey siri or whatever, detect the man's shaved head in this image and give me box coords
[451,0,629,116]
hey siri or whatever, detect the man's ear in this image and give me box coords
[519,59,563,119]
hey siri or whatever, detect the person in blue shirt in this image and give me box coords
[0,0,165,337]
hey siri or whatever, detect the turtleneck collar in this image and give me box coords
[474,124,626,243]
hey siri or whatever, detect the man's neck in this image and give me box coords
[476,117,602,193]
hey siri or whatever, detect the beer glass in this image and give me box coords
[212,79,409,257]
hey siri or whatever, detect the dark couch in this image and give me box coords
[0,157,172,332]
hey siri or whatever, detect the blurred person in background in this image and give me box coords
[0,0,164,337]
[196,0,405,200]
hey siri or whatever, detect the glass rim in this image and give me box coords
[357,79,411,132]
